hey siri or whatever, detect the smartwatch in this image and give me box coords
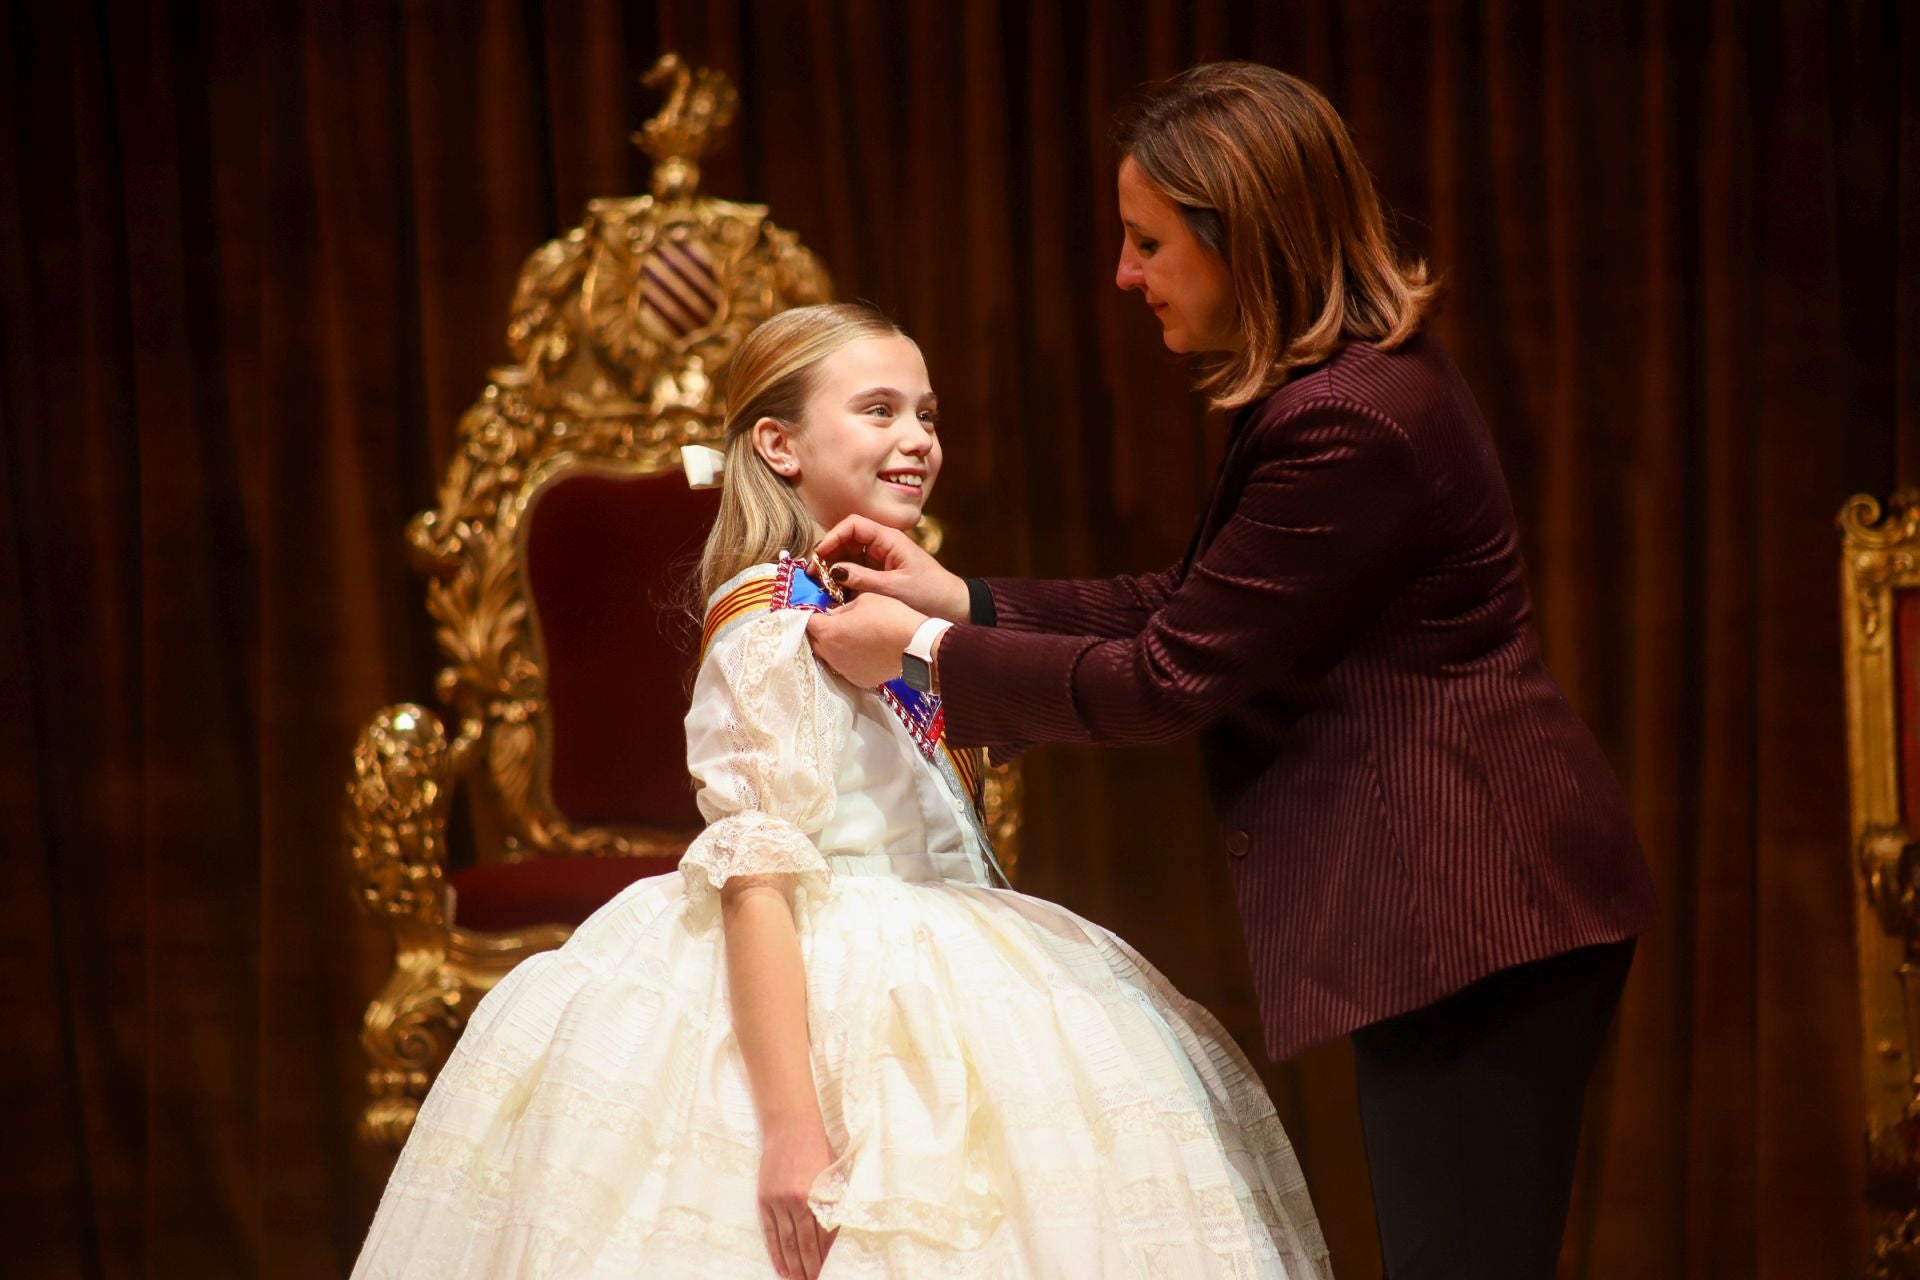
[901,618,954,694]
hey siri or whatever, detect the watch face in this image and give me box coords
[902,652,934,692]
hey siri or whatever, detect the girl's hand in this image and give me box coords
[816,514,971,622]
[807,593,927,688]
[758,1118,838,1280]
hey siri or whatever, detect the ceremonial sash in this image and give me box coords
[701,554,994,846]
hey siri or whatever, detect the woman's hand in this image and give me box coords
[807,593,927,688]
[758,1117,838,1279]
[816,514,971,622]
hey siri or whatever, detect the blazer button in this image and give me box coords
[1224,831,1250,858]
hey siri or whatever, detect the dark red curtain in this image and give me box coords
[4,2,1913,1275]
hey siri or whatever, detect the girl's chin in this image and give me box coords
[847,501,923,533]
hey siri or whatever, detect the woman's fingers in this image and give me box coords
[830,562,897,596]
[817,514,917,569]
[814,514,885,564]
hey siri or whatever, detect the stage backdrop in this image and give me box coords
[3,2,1913,1276]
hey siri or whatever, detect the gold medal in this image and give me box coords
[802,551,847,605]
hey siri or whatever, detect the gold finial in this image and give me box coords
[631,54,739,202]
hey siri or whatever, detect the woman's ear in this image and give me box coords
[750,416,801,480]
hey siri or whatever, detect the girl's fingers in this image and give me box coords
[815,1219,838,1269]
[774,1206,805,1278]
[795,1209,824,1278]
[761,1209,788,1277]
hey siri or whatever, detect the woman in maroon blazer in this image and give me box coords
[808,63,1657,1278]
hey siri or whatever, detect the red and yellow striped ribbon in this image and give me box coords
[700,575,778,657]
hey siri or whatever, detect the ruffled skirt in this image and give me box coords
[352,869,1331,1278]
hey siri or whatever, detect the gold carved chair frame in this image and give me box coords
[345,57,1021,1146]
[1841,491,1920,1276]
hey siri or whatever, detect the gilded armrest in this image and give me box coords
[345,703,479,1144]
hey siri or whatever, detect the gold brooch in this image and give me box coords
[802,551,847,605]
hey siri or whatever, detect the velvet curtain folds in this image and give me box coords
[2,1,1912,1275]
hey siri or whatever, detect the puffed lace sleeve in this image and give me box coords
[679,607,850,911]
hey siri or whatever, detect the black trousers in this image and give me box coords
[1350,939,1636,1279]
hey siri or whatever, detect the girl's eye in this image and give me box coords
[918,410,939,427]
[866,404,893,418]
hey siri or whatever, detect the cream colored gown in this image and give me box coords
[352,561,1331,1279]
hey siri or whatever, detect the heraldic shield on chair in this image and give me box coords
[1840,491,1920,1276]
[344,55,1023,1147]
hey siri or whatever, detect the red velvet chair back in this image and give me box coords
[523,466,722,831]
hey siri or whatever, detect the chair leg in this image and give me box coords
[359,942,469,1146]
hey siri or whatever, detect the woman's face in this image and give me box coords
[757,334,943,535]
[1114,156,1239,353]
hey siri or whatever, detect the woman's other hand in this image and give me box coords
[757,1118,838,1279]
[807,592,928,688]
[816,513,971,621]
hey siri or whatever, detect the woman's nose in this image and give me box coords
[1115,251,1144,291]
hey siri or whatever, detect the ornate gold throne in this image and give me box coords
[1840,491,1920,1276]
[345,57,1022,1146]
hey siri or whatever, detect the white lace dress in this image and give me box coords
[352,563,1331,1279]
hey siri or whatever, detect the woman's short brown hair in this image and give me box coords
[1115,61,1438,408]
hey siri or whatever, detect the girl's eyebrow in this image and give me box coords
[846,386,938,405]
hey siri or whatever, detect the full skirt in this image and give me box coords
[352,870,1331,1279]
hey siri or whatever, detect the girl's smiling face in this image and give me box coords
[752,334,942,535]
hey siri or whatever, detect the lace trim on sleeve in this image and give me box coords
[679,811,831,907]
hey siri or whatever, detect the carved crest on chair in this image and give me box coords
[397,54,831,865]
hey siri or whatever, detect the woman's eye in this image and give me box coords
[1138,239,1158,254]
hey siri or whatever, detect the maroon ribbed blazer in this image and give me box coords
[938,336,1658,1060]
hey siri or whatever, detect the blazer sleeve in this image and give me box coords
[938,402,1424,752]
[978,567,1182,637]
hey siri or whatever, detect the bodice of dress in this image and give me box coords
[679,559,996,904]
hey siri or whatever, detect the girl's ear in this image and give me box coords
[749,416,801,480]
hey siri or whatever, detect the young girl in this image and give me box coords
[352,303,1331,1279]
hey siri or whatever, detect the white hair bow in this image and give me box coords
[681,444,726,490]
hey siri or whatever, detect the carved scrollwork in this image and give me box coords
[346,704,475,924]
[1872,1208,1920,1280]
[1862,824,1920,939]
[1842,491,1920,653]
[982,764,1024,885]
[357,952,467,1145]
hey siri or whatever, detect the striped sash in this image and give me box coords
[701,554,987,817]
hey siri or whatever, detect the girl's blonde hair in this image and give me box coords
[1115,62,1439,408]
[696,302,905,603]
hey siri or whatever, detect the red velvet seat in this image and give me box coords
[448,855,681,932]
[438,467,721,932]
